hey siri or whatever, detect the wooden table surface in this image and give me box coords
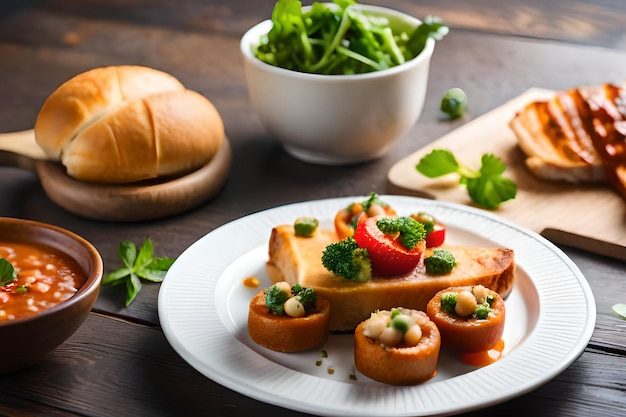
[1,1,625,416]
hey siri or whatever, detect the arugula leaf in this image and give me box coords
[416,149,517,209]
[0,258,17,287]
[102,239,175,307]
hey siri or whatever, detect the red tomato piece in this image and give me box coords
[425,223,446,248]
[353,217,425,277]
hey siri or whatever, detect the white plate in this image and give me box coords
[158,196,596,416]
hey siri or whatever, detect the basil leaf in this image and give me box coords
[0,258,17,287]
[102,239,174,306]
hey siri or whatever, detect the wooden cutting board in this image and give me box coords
[387,88,626,261]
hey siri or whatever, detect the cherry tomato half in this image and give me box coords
[353,216,425,277]
[425,223,446,248]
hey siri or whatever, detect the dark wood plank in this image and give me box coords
[0,313,624,417]
[0,1,625,416]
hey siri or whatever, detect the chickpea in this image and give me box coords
[364,314,388,339]
[379,326,403,347]
[472,285,489,304]
[274,281,292,297]
[403,324,423,347]
[455,290,477,317]
[284,297,305,318]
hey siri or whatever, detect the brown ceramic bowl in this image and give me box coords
[0,217,103,374]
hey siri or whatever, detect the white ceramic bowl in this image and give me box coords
[240,4,435,165]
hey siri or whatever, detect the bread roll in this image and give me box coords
[34,65,225,183]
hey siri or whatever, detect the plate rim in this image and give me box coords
[158,195,596,416]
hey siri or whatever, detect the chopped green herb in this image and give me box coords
[102,239,175,307]
[416,149,517,209]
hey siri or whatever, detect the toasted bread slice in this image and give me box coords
[266,225,515,332]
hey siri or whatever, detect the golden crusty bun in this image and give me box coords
[34,65,225,183]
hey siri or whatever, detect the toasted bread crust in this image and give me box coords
[266,225,515,332]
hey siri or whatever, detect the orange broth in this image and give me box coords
[0,241,86,321]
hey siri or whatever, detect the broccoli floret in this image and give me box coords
[424,248,456,275]
[376,216,426,250]
[321,237,372,282]
[264,284,289,315]
[440,292,457,313]
[410,212,435,234]
[293,285,317,312]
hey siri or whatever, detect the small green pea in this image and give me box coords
[294,217,319,237]
[440,87,468,119]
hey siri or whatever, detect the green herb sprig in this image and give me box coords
[102,239,174,307]
[416,149,517,209]
[0,258,17,287]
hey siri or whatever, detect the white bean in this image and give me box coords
[364,315,388,339]
[403,325,423,347]
[274,281,292,296]
[284,297,305,317]
[472,285,488,304]
[379,326,403,347]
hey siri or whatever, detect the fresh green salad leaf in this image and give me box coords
[0,258,17,287]
[102,239,175,307]
[254,0,447,75]
[416,149,517,209]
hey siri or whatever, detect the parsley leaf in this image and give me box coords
[0,258,17,287]
[416,149,517,209]
[102,239,175,307]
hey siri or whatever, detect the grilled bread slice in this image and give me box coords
[266,225,515,332]
[510,90,605,183]
[510,82,626,200]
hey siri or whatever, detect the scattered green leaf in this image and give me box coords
[416,149,517,209]
[102,239,175,307]
[612,303,626,320]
